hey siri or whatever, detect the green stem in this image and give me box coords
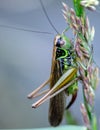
[72,0,97,130]
[83,88,92,122]
[73,0,85,18]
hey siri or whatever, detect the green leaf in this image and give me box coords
[5,125,87,130]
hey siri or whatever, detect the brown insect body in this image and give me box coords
[27,35,78,126]
[49,38,65,126]
[27,0,78,126]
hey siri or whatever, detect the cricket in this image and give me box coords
[27,0,99,127]
[27,0,80,126]
[0,0,98,128]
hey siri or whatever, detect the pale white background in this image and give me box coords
[0,0,100,128]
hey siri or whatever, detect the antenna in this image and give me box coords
[0,0,59,35]
[40,0,59,34]
[0,24,53,35]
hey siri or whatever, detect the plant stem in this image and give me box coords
[73,0,98,130]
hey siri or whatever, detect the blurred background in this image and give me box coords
[0,0,100,129]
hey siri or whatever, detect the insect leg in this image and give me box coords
[32,76,79,108]
[66,91,77,109]
[27,78,50,99]
[31,89,50,98]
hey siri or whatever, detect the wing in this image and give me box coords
[48,37,65,126]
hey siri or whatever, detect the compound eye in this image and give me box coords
[56,37,65,47]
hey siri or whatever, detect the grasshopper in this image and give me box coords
[27,32,79,126]
[27,0,79,126]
